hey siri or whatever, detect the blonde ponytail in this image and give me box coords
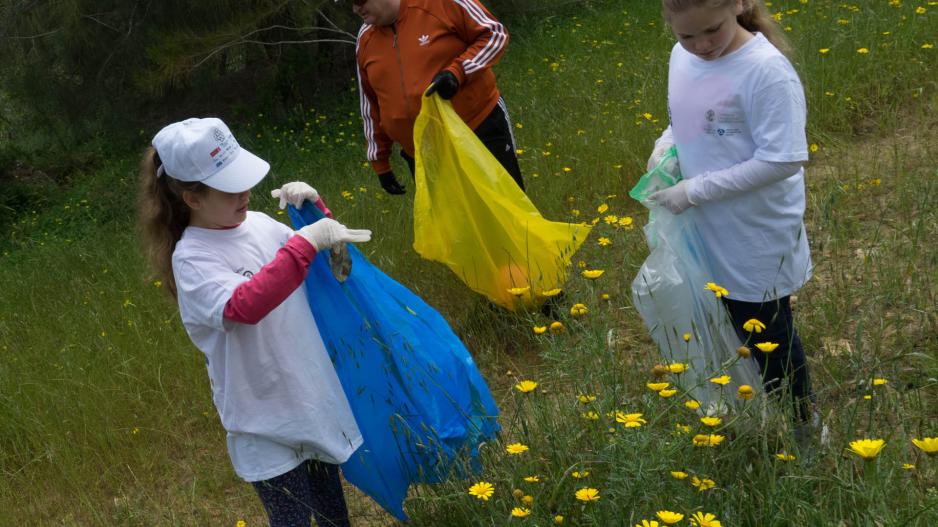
[736,0,791,57]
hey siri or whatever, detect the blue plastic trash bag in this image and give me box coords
[288,202,500,521]
[630,148,761,416]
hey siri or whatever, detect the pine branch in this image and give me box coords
[188,24,355,71]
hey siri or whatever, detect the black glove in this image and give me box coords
[378,171,406,195]
[425,70,459,100]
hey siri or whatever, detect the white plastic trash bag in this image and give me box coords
[630,147,761,415]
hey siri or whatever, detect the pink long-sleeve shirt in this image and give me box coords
[223,198,331,324]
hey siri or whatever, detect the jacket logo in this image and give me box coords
[418,34,430,46]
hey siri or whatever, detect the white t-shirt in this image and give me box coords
[172,211,362,482]
[667,33,812,301]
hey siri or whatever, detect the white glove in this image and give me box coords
[649,180,695,214]
[296,218,372,252]
[271,182,319,210]
[646,140,674,172]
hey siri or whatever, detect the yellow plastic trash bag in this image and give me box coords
[413,94,591,311]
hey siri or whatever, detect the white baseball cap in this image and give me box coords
[151,117,269,193]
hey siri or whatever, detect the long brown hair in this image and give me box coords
[662,0,792,57]
[137,146,207,298]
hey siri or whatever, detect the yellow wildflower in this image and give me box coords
[737,385,754,400]
[847,439,886,460]
[709,375,731,385]
[581,269,605,280]
[693,434,726,447]
[506,443,529,455]
[507,286,530,297]
[776,453,796,461]
[523,475,540,483]
[571,470,590,479]
[575,487,600,502]
[872,378,888,386]
[691,476,716,491]
[511,507,531,517]
[690,512,722,527]
[685,400,701,410]
[755,342,779,353]
[515,380,538,393]
[549,321,565,334]
[616,412,647,428]
[704,282,729,298]
[700,416,722,427]
[670,471,688,479]
[658,389,678,398]
[468,481,495,501]
[912,437,938,456]
[578,394,597,404]
[743,318,765,333]
[533,326,547,335]
[570,303,589,316]
[647,382,670,392]
[539,288,562,297]
[668,363,689,374]
[656,511,684,524]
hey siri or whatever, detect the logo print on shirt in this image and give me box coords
[706,109,715,122]
[418,34,430,46]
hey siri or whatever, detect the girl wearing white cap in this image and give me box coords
[138,117,371,526]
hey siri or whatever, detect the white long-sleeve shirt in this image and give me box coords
[663,33,812,301]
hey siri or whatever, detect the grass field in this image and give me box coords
[1,0,937,525]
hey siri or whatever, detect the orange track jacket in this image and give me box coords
[356,0,508,175]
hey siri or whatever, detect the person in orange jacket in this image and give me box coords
[352,0,524,195]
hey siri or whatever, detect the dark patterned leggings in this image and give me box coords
[252,460,350,527]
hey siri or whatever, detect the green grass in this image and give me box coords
[1,0,937,525]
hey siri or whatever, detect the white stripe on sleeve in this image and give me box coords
[453,0,507,75]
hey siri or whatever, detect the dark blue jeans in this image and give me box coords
[252,460,350,527]
[722,296,814,420]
